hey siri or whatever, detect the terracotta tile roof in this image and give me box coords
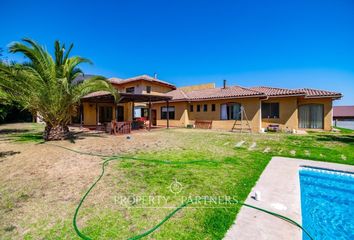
[166,86,342,102]
[333,106,354,117]
[168,86,265,101]
[108,75,176,89]
[251,86,342,98]
[81,91,111,98]
[166,89,189,100]
[108,77,124,84]
[297,88,342,98]
[250,86,305,97]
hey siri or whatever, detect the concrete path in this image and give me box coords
[224,157,354,240]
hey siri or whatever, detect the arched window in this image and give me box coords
[220,103,241,120]
[299,104,324,129]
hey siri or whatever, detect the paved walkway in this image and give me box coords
[224,157,354,240]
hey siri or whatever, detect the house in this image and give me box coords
[333,106,354,130]
[79,74,342,132]
[79,75,175,130]
[333,106,354,121]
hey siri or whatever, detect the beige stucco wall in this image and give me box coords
[153,102,189,127]
[124,102,133,121]
[190,98,261,132]
[261,97,298,131]
[153,98,262,132]
[82,102,97,125]
[297,98,333,131]
[82,102,118,125]
[179,83,215,92]
[114,80,173,95]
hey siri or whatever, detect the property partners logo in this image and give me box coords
[113,178,239,209]
[168,178,183,194]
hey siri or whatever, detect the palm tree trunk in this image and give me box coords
[43,124,70,141]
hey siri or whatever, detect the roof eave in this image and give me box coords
[304,95,342,100]
[111,78,176,90]
[166,94,266,103]
[266,93,307,98]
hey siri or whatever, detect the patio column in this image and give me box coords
[166,100,170,129]
[80,104,83,128]
[148,98,152,131]
[131,101,135,121]
[95,102,98,125]
[115,106,118,121]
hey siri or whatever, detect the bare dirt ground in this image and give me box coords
[0,123,183,239]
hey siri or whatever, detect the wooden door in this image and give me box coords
[151,109,157,126]
[116,106,124,122]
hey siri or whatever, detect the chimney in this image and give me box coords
[154,73,158,79]
[223,79,227,89]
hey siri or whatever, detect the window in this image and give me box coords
[220,103,241,120]
[161,106,175,120]
[126,87,135,93]
[299,104,324,129]
[133,107,148,118]
[203,104,208,112]
[141,108,148,118]
[190,104,194,112]
[197,105,201,112]
[211,104,216,112]
[146,86,151,93]
[71,105,83,124]
[262,103,279,119]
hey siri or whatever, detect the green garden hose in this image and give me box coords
[47,144,314,240]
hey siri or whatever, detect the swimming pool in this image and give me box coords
[299,167,354,240]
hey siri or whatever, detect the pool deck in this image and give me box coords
[224,157,354,240]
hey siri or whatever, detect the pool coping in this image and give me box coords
[223,157,354,240]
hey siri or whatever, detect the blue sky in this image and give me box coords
[1,0,354,105]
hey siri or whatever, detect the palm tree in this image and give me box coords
[0,38,117,140]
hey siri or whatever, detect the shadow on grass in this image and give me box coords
[0,129,30,135]
[13,132,44,143]
[315,134,354,145]
[0,128,107,144]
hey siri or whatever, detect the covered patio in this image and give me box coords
[78,91,172,134]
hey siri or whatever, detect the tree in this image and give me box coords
[0,38,117,140]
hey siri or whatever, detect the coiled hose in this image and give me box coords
[47,144,314,240]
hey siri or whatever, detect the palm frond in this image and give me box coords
[0,38,117,129]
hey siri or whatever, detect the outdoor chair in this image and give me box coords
[195,120,213,129]
[267,124,280,132]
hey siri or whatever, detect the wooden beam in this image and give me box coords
[131,101,134,121]
[80,104,83,128]
[96,102,98,125]
[148,99,152,131]
[166,100,170,129]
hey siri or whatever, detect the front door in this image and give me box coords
[99,106,113,123]
[116,106,124,122]
[151,109,157,126]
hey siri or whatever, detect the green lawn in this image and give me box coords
[2,125,353,239]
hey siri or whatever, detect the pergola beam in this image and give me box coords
[148,99,152,131]
[166,100,170,129]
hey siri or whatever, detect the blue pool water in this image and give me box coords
[299,167,354,240]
